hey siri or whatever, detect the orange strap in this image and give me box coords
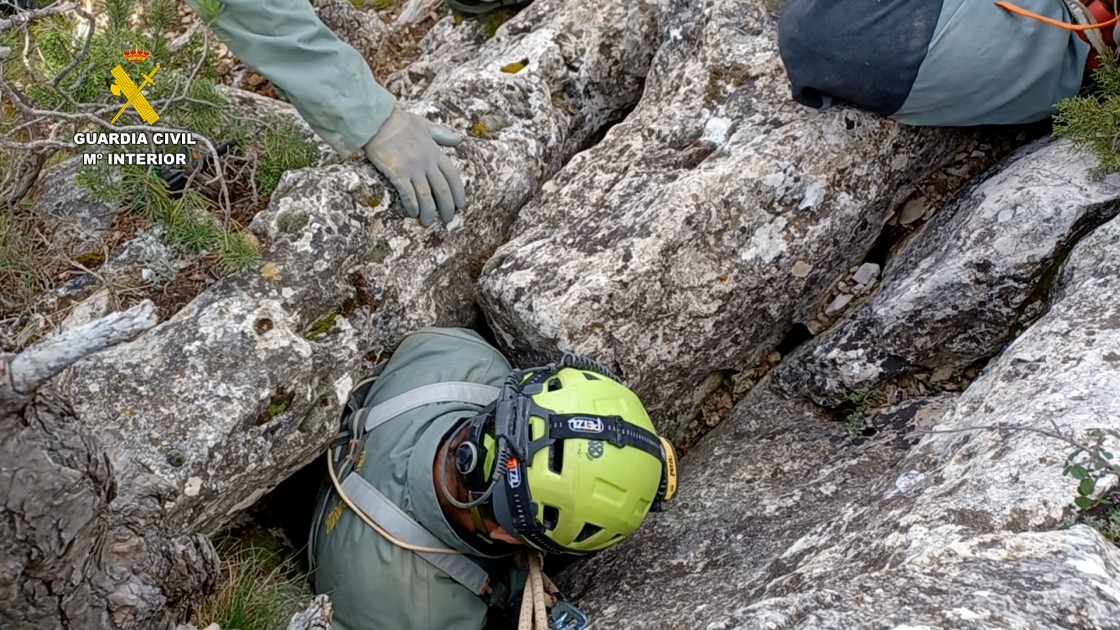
[994,0,1118,31]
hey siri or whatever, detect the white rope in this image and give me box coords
[518,552,556,630]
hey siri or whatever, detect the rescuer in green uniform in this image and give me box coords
[186,0,466,227]
[308,327,678,629]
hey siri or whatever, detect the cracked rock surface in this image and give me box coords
[774,138,1120,407]
[476,0,972,443]
[58,0,666,534]
[563,212,1120,628]
[9,0,1120,626]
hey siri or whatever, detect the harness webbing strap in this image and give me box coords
[339,473,491,595]
[360,382,502,433]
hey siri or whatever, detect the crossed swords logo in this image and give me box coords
[110,63,161,125]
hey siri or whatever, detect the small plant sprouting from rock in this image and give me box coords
[1060,428,1120,545]
[930,423,1120,546]
[477,9,516,40]
[841,388,885,439]
[467,113,509,139]
[305,312,339,341]
[267,395,292,418]
[1061,428,1119,512]
[843,412,864,439]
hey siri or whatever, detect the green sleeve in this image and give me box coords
[187,0,396,155]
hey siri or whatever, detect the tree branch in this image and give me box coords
[0,2,77,31]
[0,300,158,410]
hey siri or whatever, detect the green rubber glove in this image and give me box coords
[362,107,467,226]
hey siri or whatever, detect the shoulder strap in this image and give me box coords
[358,381,501,433]
[339,473,491,595]
[327,380,502,597]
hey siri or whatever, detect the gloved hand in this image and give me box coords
[363,107,467,226]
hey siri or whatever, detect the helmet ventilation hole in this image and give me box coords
[582,373,601,381]
[548,441,564,473]
[547,378,563,392]
[542,505,560,531]
[575,523,602,543]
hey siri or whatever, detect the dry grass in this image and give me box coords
[371,1,449,80]
[192,539,310,630]
[0,210,50,316]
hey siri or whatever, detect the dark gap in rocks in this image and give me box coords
[677,371,737,453]
[468,304,553,370]
[958,354,994,386]
[1007,200,1120,340]
[226,457,326,574]
[545,554,587,580]
[254,317,274,335]
[577,100,639,155]
[341,271,379,316]
[863,124,1052,284]
[863,220,908,268]
[469,305,500,349]
[776,323,813,355]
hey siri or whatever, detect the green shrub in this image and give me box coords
[1054,59,1120,174]
[0,211,46,312]
[4,0,326,286]
[255,119,319,195]
[1083,507,1120,545]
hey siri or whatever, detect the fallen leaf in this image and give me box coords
[500,59,529,74]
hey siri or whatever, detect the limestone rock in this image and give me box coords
[850,261,879,290]
[898,194,930,225]
[28,157,119,259]
[384,17,488,102]
[773,138,1120,407]
[823,293,852,316]
[287,594,332,630]
[0,304,219,629]
[395,0,444,26]
[59,0,667,534]
[561,381,956,627]
[476,0,972,443]
[312,0,389,67]
[562,213,1120,627]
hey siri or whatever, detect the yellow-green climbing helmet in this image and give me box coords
[457,355,678,555]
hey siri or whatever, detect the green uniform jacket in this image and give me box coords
[309,328,527,630]
[185,0,395,155]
